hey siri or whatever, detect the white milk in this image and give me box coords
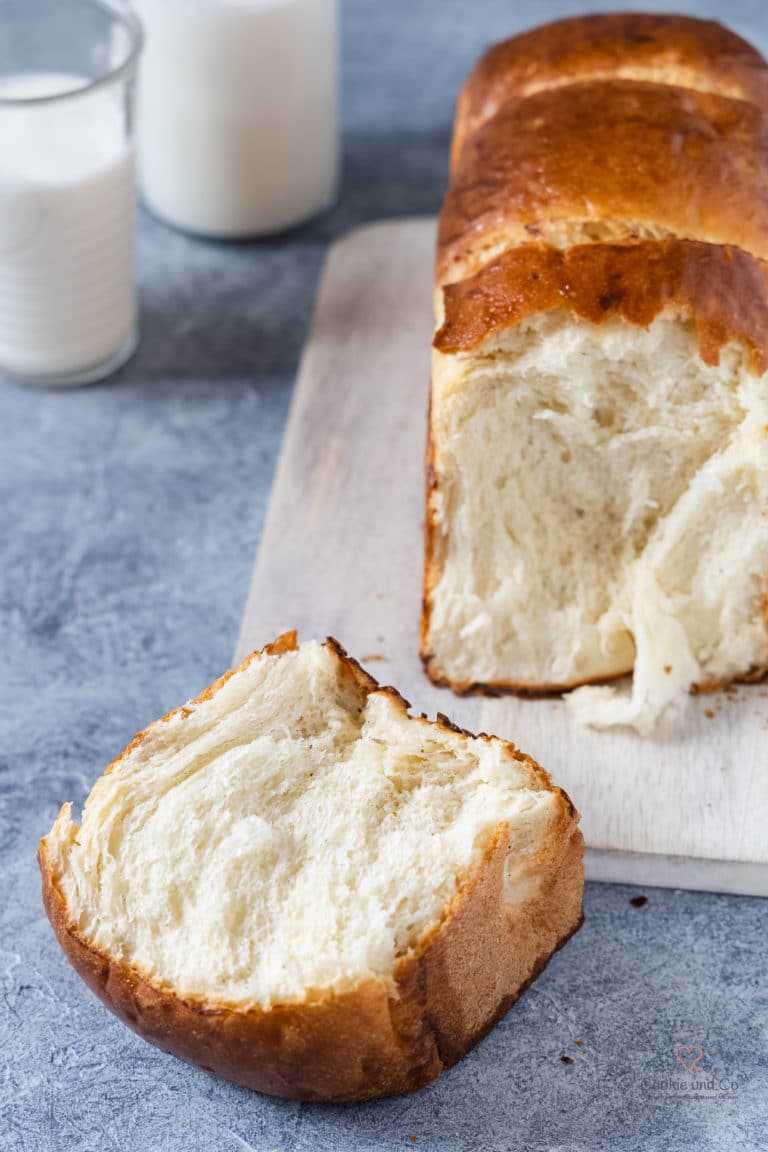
[134,0,339,237]
[0,73,136,384]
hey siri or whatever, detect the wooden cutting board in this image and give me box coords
[237,217,768,897]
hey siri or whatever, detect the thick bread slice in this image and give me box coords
[438,80,768,289]
[39,634,583,1102]
[450,13,768,171]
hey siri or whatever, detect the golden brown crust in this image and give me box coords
[38,844,441,1101]
[434,239,768,373]
[438,80,768,286]
[451,13,768,171]
[39,638,583,1102]
[39,827,583,1102]
[427,18,768,700]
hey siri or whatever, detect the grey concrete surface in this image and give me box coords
[1,2,767,1149]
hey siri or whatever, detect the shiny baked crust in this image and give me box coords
[451,12,768,171]
[39,636,584,1102]
[438,80,768,287]
[435,239,768,372]
[425,18,768,708]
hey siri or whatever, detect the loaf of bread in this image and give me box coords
[422,13,768,732]
[39,633,583,1102]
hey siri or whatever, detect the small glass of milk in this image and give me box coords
[0,0,142,387]
[133,0,339,238]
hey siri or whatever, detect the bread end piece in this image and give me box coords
[39,637,583,1102]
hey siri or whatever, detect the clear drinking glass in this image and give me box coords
[0,0,142,387]
[133,0,338,238]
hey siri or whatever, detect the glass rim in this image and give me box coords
[0,0,143,107]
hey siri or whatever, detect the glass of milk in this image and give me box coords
[134,0,338,238]
[0,0,142,387]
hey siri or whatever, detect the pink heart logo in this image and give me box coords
[675,1045,704,1072]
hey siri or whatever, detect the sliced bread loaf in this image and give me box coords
[424,15,768,732]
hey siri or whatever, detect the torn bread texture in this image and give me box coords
[424,312,768,733]
[40,634,583,1102]
[425,16,768,733]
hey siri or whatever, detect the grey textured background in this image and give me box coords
[2,1,768,1149]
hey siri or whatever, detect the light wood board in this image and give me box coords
[238,217,768,896]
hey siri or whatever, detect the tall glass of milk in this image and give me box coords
[0,0,142,387]
[134,0,338,238]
